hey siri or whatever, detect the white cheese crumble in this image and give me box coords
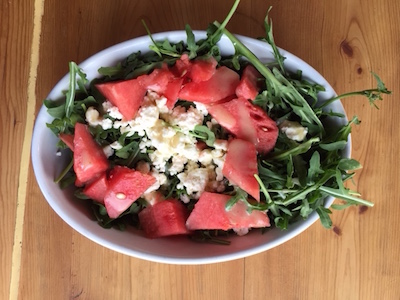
[279,120,308,142]
[177,167,209,197]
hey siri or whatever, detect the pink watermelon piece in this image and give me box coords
[222,139,260,201]
[73,123,109,184]
[187,56,218,82]
[139,199,191,238]
[104,166,156,219]
[82,172,108,204]
[139,67,174,94]
[207,97,278,154]
[96,78,147,121]
[186,192,270,231]
[178,66,240,104]
[235,65,262,100]
[164,76,184,109]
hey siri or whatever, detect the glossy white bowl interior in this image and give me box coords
[31,31,349,264]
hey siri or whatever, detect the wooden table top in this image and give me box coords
[2,0,399,299]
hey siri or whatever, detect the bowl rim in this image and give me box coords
[31,30,350,264]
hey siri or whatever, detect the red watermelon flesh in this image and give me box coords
[222,139,260,201]
[140,67,174,94]
[164,76,184,109]
[235,65,262,100]
[178,66,240,104]
[186,192,231,231]
[186,192,270,231]
[139,199,191,238]
[82,172,108,204]
[96,78,147,121]
[104,166,156,219]
[207,97,278,154]
[187,56,218,82]
[73,123,109,184]
[171,53,191,77]
[59,133,74,151]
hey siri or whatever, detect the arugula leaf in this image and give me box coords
[98,63,123,78]
[318,72,391,109]
[262,7,285,73]
[338,158,362,171]
[65,62,88,118]
[225,188,248,211]
[185,24,199,59]
[268,137,320,161]
[191,125,216,147]
[143,20,182,58]
[320,140,348,151]
[307,151,324,184]
[316,207,332,229]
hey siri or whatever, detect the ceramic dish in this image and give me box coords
[31,31,349,264]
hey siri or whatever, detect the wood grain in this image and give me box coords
[2,0,399,299]
[0,0,35,299]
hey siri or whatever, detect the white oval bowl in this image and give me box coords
[31,31,349,264]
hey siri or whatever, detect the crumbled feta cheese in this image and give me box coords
[86,107,101,126]
[109,141,123,150]
[180,194,191,204]
[149,150,169,172]
[177,167,209,196]
[199,149,213,166]
[145,170,167,194]
[169,155,187,175]
[100,118,113,130]
[139,137,152,153]
[213,139,228,151]
[164,105,204,134]
[85,106,113,130]
[280,120,308,142]
[103,101,123,119]
[155,96,169,114]
[194,102,209,116]
[102,145,114,158]
[215,166,224,182]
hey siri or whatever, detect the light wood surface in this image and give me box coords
[2,0,399,299]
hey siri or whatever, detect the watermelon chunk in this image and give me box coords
[222,139,260,201]
[245,100,279,154]
[171,53,191,77]
[82,172,108,204]
[139,199,191,238]
[140,67,174,94]
[104,166,156,219]
[73,123,109,184]
[186,192,270,231]
[164,77,184,109]
[187,56,218,82]
[235,65,262,100]
[208,97,257,145]
[96,78,147,120]
[59,133,74,151]
[207,97,278,154]
[178,66,240,104]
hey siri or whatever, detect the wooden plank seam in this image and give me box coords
[8,0,45,299]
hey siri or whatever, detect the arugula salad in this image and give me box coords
[45,0,390,243]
